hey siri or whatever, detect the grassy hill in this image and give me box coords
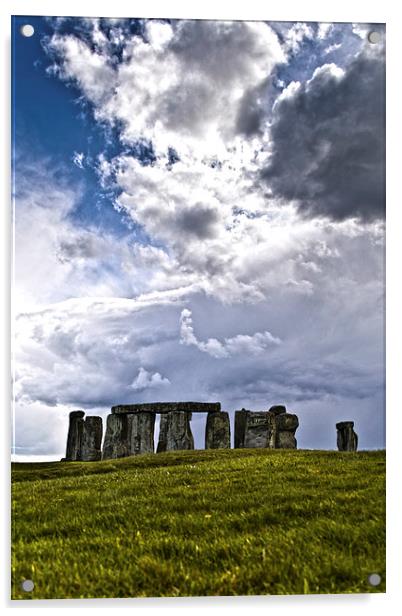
[11,448,385,599]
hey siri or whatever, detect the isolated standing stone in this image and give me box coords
[157,411,194,452]
[81,416,103,461]
[65,410,85,461]
[336,421,358,452]
[205,411,230,449]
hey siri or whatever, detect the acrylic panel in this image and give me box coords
[11,15,385,599]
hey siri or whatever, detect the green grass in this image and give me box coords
[11,448,385,599]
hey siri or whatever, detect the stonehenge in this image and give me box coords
[63,402,299,461]
[62,401,358,461]
[336,421,358,452]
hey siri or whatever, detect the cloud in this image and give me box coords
[13,159,204,311]
[261,42,385,222]
[72,151,85,169]
[179,308,281,358]
[284,22,314,53]
[15,296,180,409]
[317,23,333,40]
[131,367,170,391]
[46,33,116,106]
[46,19,285,158]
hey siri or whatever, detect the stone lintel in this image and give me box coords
[112,401,221,414]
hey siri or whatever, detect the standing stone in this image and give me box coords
[235,407,299,450]
[336,421,358,452]
[275,413,299,431]
[156,411,194,452]
[276,431,297,449]
[244,412,272,448]
[65,410,85,461]
[205,411,230,449]
[127,412,155,455]
[102,414,129,460]
[266,412,279,448]
[81,416,103,461]
[102,412,156,459]
[234,409,249,448]
[275,412,299,449]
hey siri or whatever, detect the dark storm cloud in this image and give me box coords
[169,20,276,83]
[175,204,220,239]
[208,355,382,404]
[262,47,385,221]
[235,81,268,137]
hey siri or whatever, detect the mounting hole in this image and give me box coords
[368,573,381,586]
[21,579,34,592]
[20,24,35,38]
[368,31,380,44]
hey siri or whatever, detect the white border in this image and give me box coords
[1,0,401,613]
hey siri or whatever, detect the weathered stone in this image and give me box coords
[81,416,103,461]
[267,413,278,448]
[234,409,249,448]
[276,431,297,449]
[336,421,358,452]
[271,412,298,449]
[205,411,230,449]
[102,414,129,460]
[65,410,85,461]
[275,413,299,432]
[156,411,194,452]
[127,412,155,455]
[244,412,273,449]
[235,409,298,449]
[235,410,275,449]
[112,401,221,414]
[268,405,287,415]
[102,412,156,459]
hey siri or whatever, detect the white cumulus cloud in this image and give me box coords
[179,308,281,359]
[131,367,170,390]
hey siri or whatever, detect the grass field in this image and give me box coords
[11,448,385,600]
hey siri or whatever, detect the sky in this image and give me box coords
[11,16,385,460]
